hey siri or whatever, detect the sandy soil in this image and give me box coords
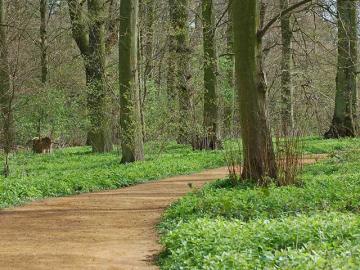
[0,167,229,270]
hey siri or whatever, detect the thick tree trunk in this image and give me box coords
[233,0,277,184]
[67,0,112,152]
[280,0,294,136]
[0,0,14,176]
[119,0,144,163]
[86,0,112,152]
[202,0,219,149]
[169,0,192,144]
[40,0,48,84]
[325,0,358,138]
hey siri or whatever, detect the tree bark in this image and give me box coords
[280,0,294,136]
[167,0,177,107]
[67,0,112,152]
[119,0,144,163]
[226,0,237,137]
[0,0,14,176]
[202,0,219,149]
[40,0,48,84]
[168,0,192,144]
[141,0,154,81]
[233,0,277,184]
[325,0,358,138]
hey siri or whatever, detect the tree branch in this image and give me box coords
[258,0,313,39]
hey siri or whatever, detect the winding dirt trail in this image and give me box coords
[0,167,229,270]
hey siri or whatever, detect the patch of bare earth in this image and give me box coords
[0,155,324,269]
[0,168,228,270]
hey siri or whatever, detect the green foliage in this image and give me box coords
[301,137,360,154]
[0,143,224,208]
[160,213,360,269]
[15,84,88,144]
[159,138,360,269]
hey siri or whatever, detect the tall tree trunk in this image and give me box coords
[67,0,112,152]
[40,0,48,84]
[280,0,294,136]
[119,0,144,163]
[233,0,277,184]
[87,0,112,152]
[139,0,154,141]
[202,0,219,149]
[169,0,192,144]
[325,0,358,138]
[142,0,154,81]
[0,0,14,176]
[167,1,177,106]
[226,0,237,137]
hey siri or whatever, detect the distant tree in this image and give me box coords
[0,0,14,177]
[67,0,112,152]
[325,0,358,138]
[202,0,219,149]
[168,0,192,144]
[119,0,144,163]
[167,0,177,109]
[280,0,294,135]
[40,0,48,85]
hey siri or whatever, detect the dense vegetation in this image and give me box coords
[159,138,360,269]
[0,143,224,208]
[0,0,359,268]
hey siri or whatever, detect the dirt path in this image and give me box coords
[0,167,229,270]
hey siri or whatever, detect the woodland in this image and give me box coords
[0,0,360,269]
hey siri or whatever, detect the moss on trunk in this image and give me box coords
[119,0,144,163]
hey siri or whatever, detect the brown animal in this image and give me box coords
[32,137,52,154]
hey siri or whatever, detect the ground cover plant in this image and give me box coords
[159,138,360,269]
[0,142,224,209]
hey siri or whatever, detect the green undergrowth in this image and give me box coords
[0,142,224,208]
[159,138,360,269]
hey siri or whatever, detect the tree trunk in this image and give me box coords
[233,0,277,184]
[40,0,48,84]
[167,1,177,107]
[325,0,358,138]
[67,0,112,152]
[0,0,14,176]
[280,0,294,136]
[119,0,144,163]
[139,0,155,141]
[142,0,154,81]
[226,0,237,138]
[169,0,192,144]
[202,0,219,149]
[87,0,112,152]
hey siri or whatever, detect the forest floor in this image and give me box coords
[0,155,324,270]
[0,138,355,269]
[0,167,228,269]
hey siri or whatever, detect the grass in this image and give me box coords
[159,137,360,269]
[0,142,225,209]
